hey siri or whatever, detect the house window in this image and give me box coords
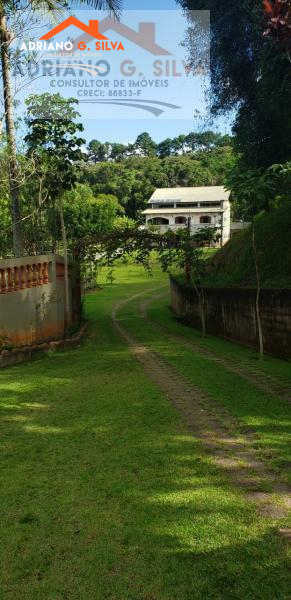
[148,217,169,225]
[175,216,187,225]
[200,216,212,224]
[155,203,174,208]
[200,202,222,208]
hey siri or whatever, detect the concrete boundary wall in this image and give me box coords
[0,322,87,369]
[170,278,291,359]
[0,254,72,347]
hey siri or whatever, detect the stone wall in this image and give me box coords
[170,278,291,359]
[0,255,72,348]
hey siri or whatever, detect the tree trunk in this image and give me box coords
[72,244,82,324]
[59,202,70,335]
[252,220,264,361]
[185,215,191,283]
[0,11,23,256]
[199,288,206,336]
[185,258,191,284]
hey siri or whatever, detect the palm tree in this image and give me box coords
[0,0,121,256]
[0,5,23,255]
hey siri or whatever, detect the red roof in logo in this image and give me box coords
[40,17,108,41]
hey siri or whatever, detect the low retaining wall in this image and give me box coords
[170,278,291,359]
[0,254,72,347]
[0,322,87,369]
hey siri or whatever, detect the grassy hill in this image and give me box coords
[203,203,291,288]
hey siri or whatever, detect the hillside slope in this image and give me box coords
[204,204,291,288]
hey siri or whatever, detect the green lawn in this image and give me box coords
[147,292,291,386]
[0,262,290,599]
[119,291,291,484]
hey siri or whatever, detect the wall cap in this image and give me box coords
[0,254,69,270]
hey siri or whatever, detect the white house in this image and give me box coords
[142,186,231,246]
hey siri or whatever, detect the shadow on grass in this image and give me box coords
[0,285,290,598]
[0,359,290,598]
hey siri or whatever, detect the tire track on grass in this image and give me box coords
[112,289,291,531]
[141,291,291,406]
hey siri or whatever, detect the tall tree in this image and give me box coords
[172,134,187,154]
[134,132,156,157]
[110,142,127,161]
[87,139,110,163]
[178,0,291,168]
[156,138,174,158]
[25,92,85,329]
[0,0,121,256]
[0,6,25,255]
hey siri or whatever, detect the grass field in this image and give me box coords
[0,261,290,599]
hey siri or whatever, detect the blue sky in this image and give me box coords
[9,0,232,144]
[78,0,232,143]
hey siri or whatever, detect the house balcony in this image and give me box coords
[145,222,221,234]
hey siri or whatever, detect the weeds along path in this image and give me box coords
[112,288,291,530]
[141,291,291,405]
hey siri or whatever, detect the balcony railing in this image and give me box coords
[146,223,221,232]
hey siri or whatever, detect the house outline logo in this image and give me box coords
[40,16,109,41]
[40,16,172,55]
[71,17,172,55]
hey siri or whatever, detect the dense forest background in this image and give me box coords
[79,131,234,219]
[0,127,235,256]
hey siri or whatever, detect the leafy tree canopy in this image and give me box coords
[178,0,291,168]
[86,130,232,162]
